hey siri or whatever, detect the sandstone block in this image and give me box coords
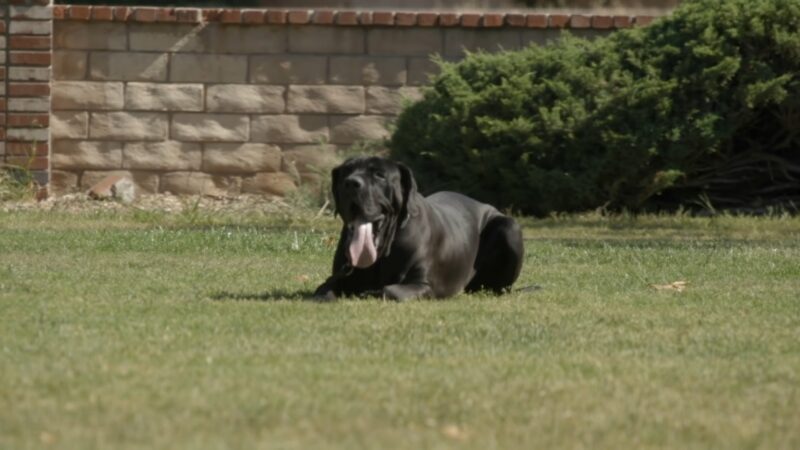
[567,29,605,41]
[330,115,392,144]
[241,172,297,196]
[90,112,168,141]
[366,87,423,115]
[52,81,124,110]
[9,67,50,82]
[125,83,204,112]
[408,57,442,86]
[171,114,249,142]
[51,111,89,139]
[251,115,328,144]
[52,140,122,170]
[296,172,326,188]
[288,26,364,54]
[160,172,240,196]
[10,6,52,20]
[281,145,341,174]
[203,143,282,174]
[202,24,286,54]
[82,170,159,194]
[89,52,168,82]
[7,128,49,141]
[123,141,201,171]
[10,20,52,35]
[249,55,326,85]
[128,24,203,52]
[288,86,365,114]
[329,56,406,86]
[53,51,88,80]
[170,54,247,83]
[54,22,127,50]
[367,29,443,56]
[8,98,50,113]
[521,29,562,47]
[206,85,285,113]
[444,29,522,57]
[49,170,80,195]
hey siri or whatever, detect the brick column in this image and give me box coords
[2,0,52,189]
[0,5,5,163]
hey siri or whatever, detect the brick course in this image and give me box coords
[48,5,652,29]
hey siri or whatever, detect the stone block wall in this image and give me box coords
[17,6,662,197]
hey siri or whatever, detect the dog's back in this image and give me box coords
[426,191,503,230]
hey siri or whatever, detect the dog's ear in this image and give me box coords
[330,164,343,217]
[379,161,418,257]
[396,162,418,227]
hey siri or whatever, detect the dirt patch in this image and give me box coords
[1,193,298,215]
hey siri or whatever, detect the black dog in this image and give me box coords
[314,157,524,301]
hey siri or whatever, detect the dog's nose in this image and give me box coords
[344,175,364,190]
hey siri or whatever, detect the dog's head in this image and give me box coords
[330,157,418,269]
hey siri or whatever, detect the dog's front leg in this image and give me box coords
[313,227,353,301]
[313,278,339,301]
[382,283,433,301]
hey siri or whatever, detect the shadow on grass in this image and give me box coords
[526,237,799,250]
[211,287,543,303]
[209,289,318,302]
[171,224,333,233]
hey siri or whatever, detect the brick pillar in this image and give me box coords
[0,5,5,163]
[2,0,52,189]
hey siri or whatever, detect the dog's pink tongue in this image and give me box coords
[348,222,377,268]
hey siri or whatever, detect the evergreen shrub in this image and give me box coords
[390,0,800,214]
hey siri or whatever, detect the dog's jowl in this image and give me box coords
[314,157,524,301]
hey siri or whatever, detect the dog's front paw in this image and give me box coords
[312,284,337,302]
[356,289,383,299]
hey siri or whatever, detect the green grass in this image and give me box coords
[1,209,799,449]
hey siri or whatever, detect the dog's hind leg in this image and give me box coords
[465,216,524,294]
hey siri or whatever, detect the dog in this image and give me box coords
[313,157,524,301]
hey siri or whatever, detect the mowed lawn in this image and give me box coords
[1,207,798,449]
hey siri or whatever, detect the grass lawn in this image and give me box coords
[1,206,798,449]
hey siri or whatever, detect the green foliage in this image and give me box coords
[0,159,40,202]
[391,0,800,215]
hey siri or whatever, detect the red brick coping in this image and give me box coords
[53,5,657,29]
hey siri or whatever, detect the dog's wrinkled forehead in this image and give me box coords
[337,156,400,180]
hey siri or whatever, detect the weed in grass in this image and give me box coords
[176,195,205,226]
[0,141,47,202]
[0,165,38,202]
